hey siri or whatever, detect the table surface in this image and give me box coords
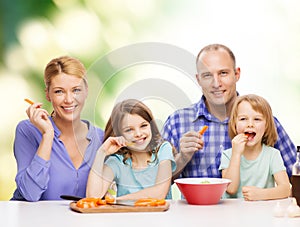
[1,198,300,227]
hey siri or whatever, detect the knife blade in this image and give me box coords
[60,195,136,206]
[108,200,136,206]
[60,195,83,201]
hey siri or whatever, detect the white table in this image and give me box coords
[1,198,300,227]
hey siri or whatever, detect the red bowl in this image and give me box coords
[174,178,231,205]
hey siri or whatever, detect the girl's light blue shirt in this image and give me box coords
[105,141,176,198]
[219,144,286,198]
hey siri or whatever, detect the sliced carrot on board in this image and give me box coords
[134,198,166,207]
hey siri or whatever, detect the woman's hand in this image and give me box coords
[26,102,54,136]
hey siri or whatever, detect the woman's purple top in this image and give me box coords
[11,117,104,201]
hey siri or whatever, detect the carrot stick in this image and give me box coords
[24,98,34,105]
[199,125,208,135]
[126,142,134,146]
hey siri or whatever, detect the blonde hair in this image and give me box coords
[44,56,87,91]
[228,94,278,146]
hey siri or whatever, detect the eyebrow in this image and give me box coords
[121,121,149,130]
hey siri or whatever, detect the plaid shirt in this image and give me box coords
[161,95,296,178]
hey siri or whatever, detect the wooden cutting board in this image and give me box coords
[69,201,170,213]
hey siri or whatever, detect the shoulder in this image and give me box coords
[263,145,280,154]
[261,145,282,159]
[83,120,104,140]
[221,148,232,160]
[16,119,38,133]
[163,102,200,129]
[105,154,126,171]
[157,141,174,159]
[106,154,124,163]
[159,141,172,150]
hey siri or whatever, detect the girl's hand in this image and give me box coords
[231,133,248,156]
[26,103,53,136]
[100,136,127,156]
[242,186,261,201]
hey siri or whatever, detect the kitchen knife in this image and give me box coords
[60,195,136,206]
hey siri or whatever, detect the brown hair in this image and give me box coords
[228,94,278,146]
[196,43,236,69]
[44,56,87,91]
[104,99,175,164]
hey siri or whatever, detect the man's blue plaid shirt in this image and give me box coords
[161,95,296,178]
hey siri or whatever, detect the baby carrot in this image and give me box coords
[199,125,208,135]
[24,98,34,105]
[126,142,134,146]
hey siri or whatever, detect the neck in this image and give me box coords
[53,117,83,136]
[206,94,237,121]
[131,152,151,169]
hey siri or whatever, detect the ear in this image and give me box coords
[195,73,201,84]
[235,67,241,82]
[45,89,51,102]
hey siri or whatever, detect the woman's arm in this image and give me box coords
[13,120,53,201]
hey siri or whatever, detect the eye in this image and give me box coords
[73,88,82,93]
[201,72,212,79]
[220,71,228,77]
[54,89,63,94]
[141,123,149,128]
[123,128,132,133]
[238,117,247,121]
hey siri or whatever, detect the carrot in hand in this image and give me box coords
[199,125,208,135]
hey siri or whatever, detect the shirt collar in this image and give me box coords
[195,95,235,124]
[50,117,92,140]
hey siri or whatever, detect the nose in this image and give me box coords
[247,119,254,127]
[212,74,221,88]
[134,128,142,137]
[64,92,74,103]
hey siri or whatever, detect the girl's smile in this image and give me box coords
[121,113,152,151]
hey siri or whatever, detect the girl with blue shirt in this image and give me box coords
[219,94,290,201]
[11,56,104,201]
[87,99,176,200]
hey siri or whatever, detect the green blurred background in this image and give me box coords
[1,0,300,200]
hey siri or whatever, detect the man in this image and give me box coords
[161,43,296,179]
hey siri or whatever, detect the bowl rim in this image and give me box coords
[174,177,231,185]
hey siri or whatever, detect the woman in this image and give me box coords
[11,56,104,201]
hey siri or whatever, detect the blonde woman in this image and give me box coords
[12,56,104,201]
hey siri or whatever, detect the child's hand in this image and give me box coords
[100,136,127,156]
[231,133,248,156]
[242,186,261,201]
